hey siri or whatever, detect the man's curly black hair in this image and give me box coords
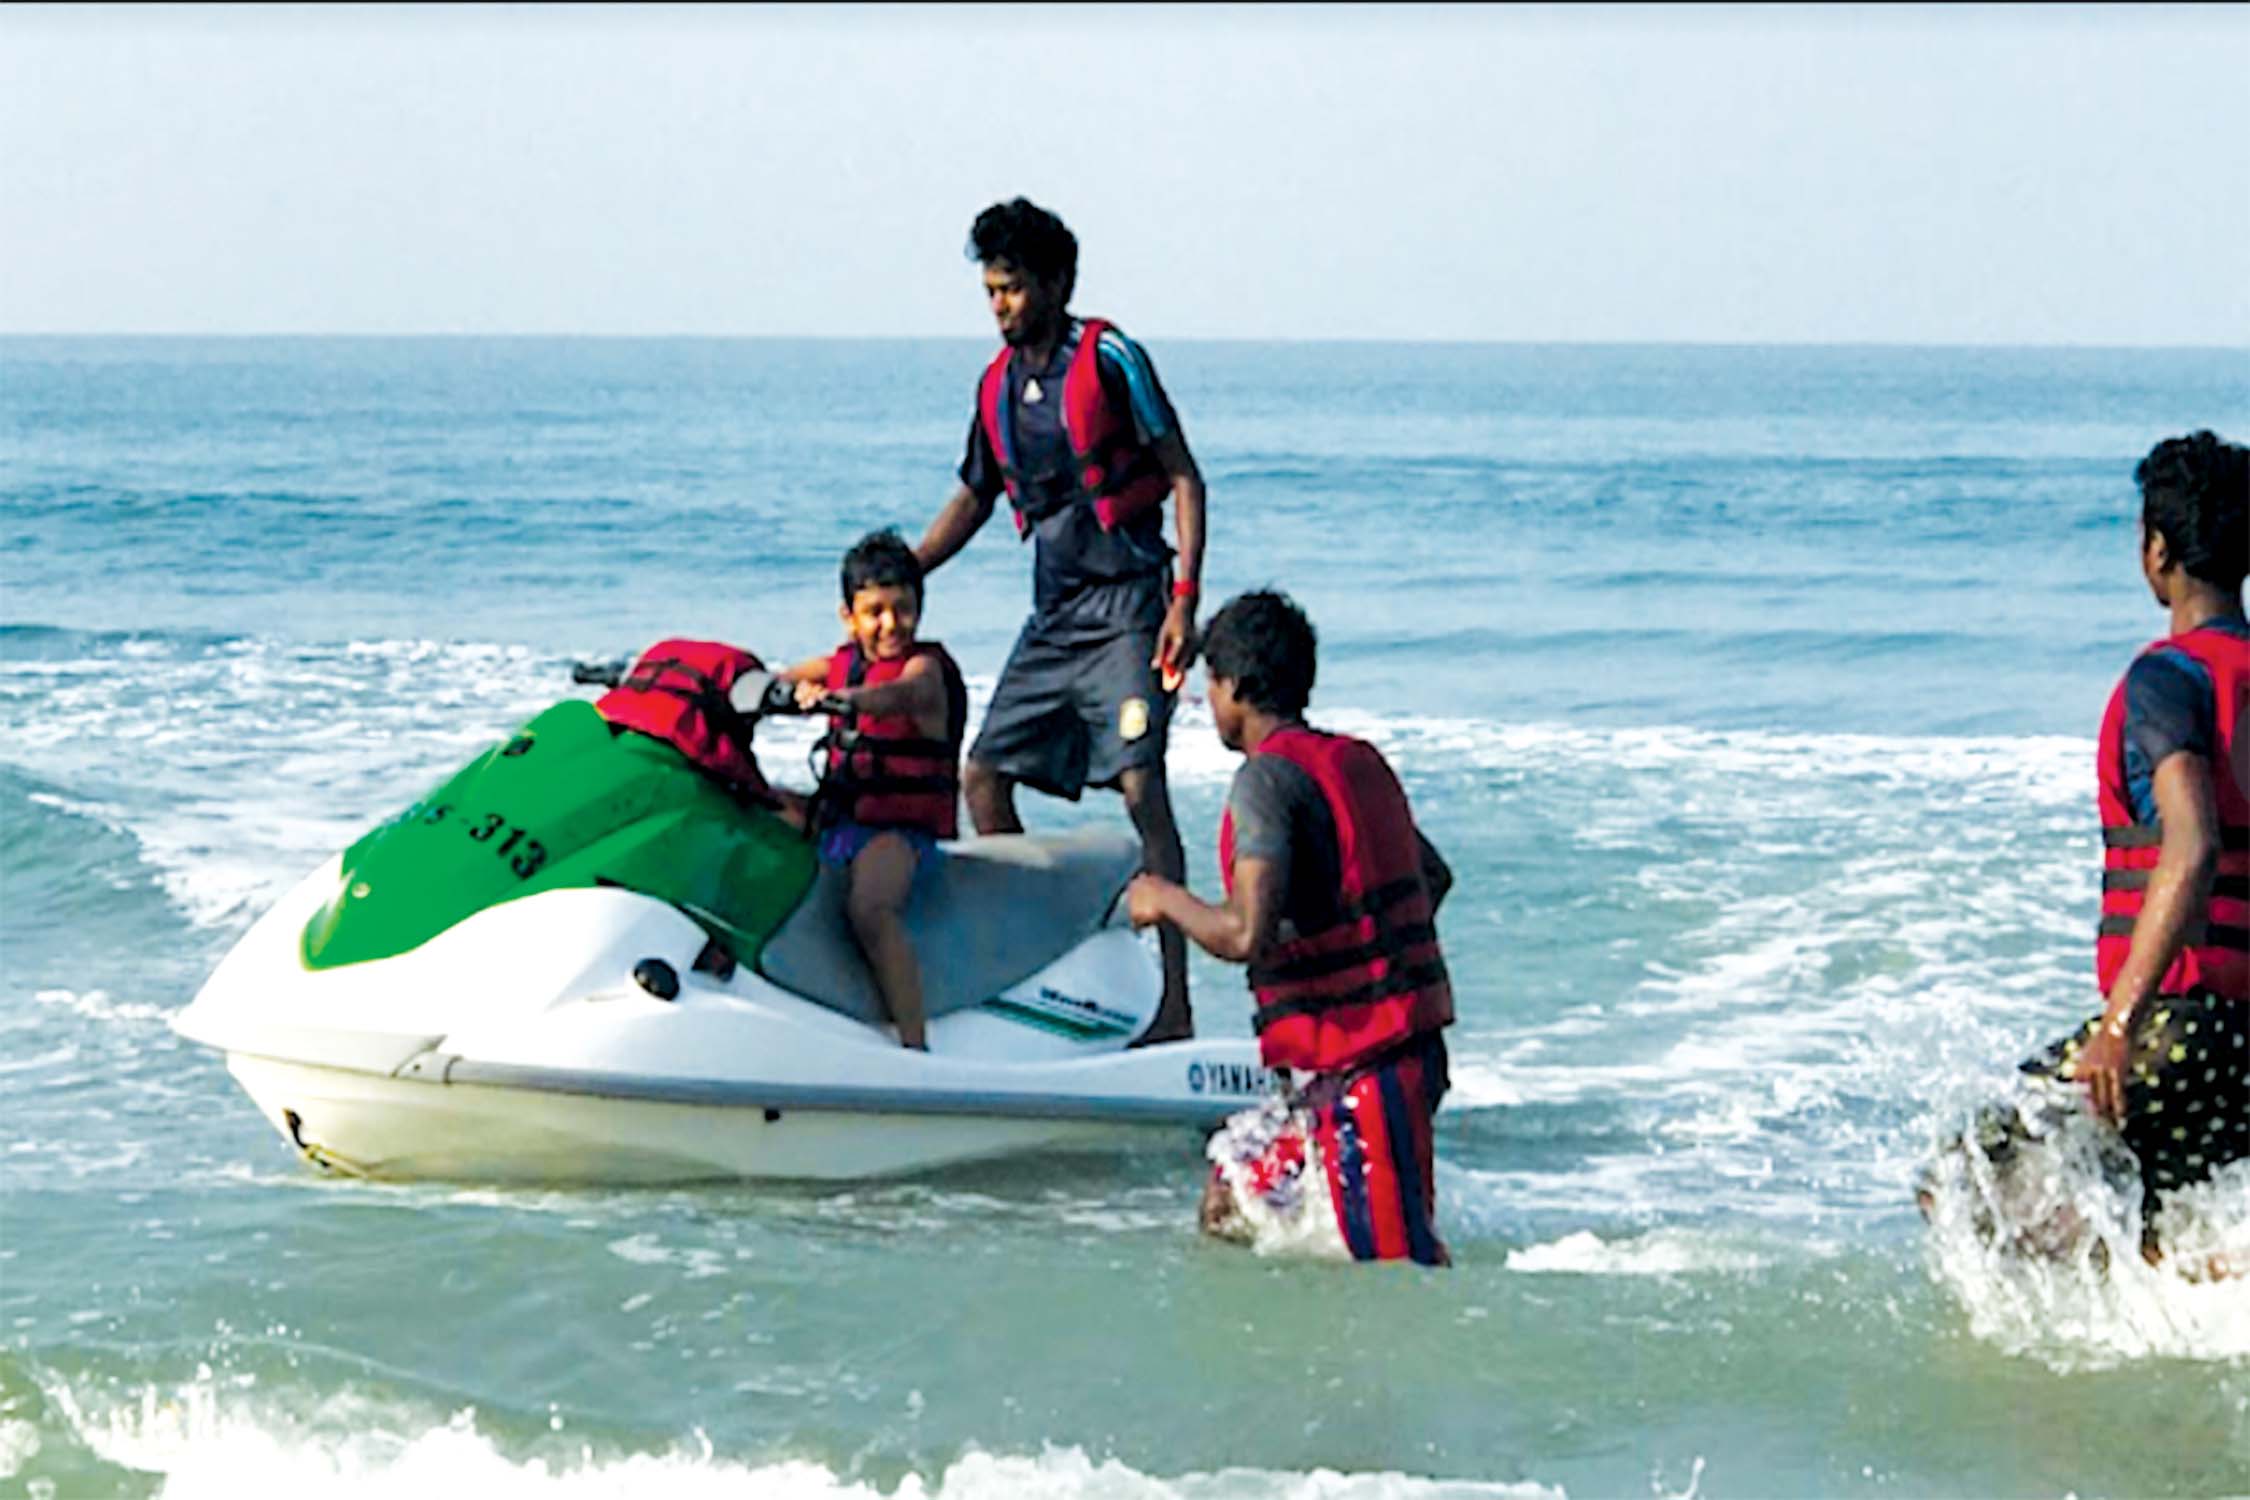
[841,527,923,606]
[2138,430,2247,593]
[1202,590,1318,718]
[967,197,1078,305]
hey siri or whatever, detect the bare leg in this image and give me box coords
[1120,765,1192,1043]
[846,833,928,1050]
[963,758,1022,837]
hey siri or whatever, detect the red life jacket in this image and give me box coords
[2095,623,2250,1000]
[593,639,773,798]
[824,641,966,839]
[1220,725,1454,1074]
[976,317,1171,537]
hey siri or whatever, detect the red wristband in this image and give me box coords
[1171,579,1198,601]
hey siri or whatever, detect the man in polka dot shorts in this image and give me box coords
[2025,430,2248,1267]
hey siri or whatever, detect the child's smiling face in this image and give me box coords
[842,582,920,661]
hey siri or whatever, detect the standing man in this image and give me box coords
[2023,429,2247,1267]
[915,197,1205,1043]
[1128,591,1457,1266]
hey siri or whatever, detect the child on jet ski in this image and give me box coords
[777,530,969,1051]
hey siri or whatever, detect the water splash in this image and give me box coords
[1919,1076,2250,1370]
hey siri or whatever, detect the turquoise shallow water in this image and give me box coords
[2,338,2248,1497]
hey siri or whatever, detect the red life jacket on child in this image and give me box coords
[824,642,966,839]
[594,639,772,797]
[976,317,1171,537]
[2095,624,2250,999]
[1219,725,1454,1075]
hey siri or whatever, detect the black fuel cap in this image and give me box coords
[632,958,680,1001]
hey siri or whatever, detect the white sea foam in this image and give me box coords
[30,988,172,1028]
[1505,1229,1790,1277]
[604,1233,729,1281]
[0,1418,39,1482]
[1161,706,2090,804]
[37,1373,1564,1500]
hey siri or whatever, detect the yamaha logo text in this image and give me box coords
[1186,1061,1277,1096]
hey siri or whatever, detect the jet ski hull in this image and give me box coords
[178,856,1277,1183]
[224,1053,1192,1183]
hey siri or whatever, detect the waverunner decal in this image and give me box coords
[981,985,1140,1041]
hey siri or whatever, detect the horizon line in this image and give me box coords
[4,331,2247,355]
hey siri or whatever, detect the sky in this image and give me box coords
[2,3,2245,345]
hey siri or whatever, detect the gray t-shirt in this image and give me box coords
[1225,753,1345,935]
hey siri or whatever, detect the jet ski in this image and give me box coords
[172,640,1273,1184]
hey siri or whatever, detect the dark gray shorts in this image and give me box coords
[970,607,1173,801]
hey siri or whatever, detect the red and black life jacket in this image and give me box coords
[976,316,1171,537]
[594,639,773,798]
[1219,725,1454,1074]
[824,641,966,839]
[2095,624,2250,1000]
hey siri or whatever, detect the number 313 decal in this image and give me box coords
[417,803,546,878]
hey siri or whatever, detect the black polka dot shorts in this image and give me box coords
[2025,990,2248,1215]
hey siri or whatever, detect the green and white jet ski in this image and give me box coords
[172,647,1272,1183]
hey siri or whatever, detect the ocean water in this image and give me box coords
[3,336,2248,1498]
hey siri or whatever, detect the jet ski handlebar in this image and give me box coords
[728,669,856,723]
[567,659,854,721]
[570,658,629,688]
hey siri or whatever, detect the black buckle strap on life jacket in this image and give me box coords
[623,655,738,728]
[837,719,958,782]
[815,725,957,829]
[841,774,958,801]
[2104,869,2250,899]
[1250,959,1454,1035]
[855,733,954,762]
[621,654,701,693]
[2097,913,2248,950]
[1247,876,1434,989]
[1249,923,1440,988]
[836,732,955,785]
[1337,876,1425,919]
[2104,823,2250,851]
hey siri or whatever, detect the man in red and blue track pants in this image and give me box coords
[1130,590,1455,1266]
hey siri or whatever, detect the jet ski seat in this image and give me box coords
[756,827,1144,1028]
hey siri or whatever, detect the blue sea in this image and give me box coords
[3,337,2247,1498]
